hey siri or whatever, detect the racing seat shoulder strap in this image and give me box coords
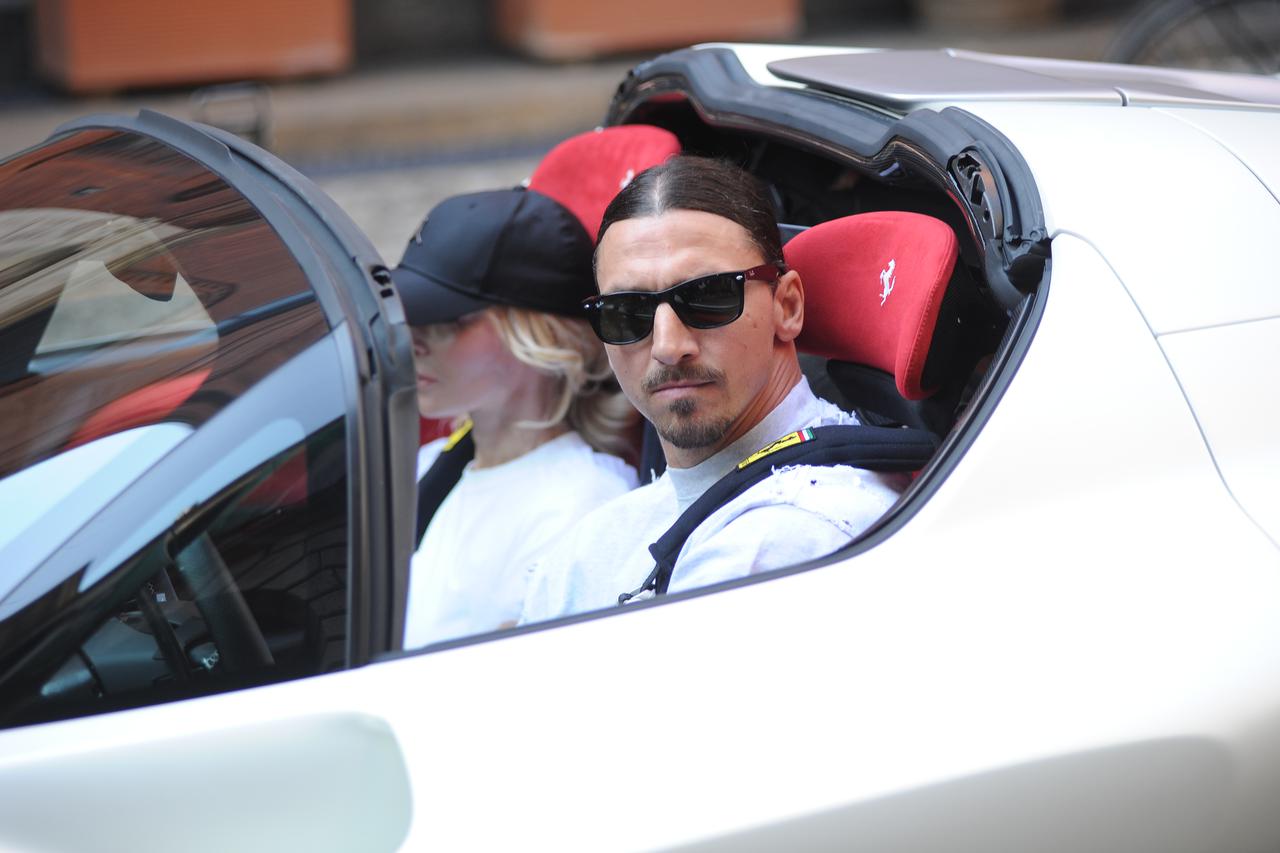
[415,421,475,547]
[620,424,937,602]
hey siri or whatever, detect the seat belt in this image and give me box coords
[619,424,937,603]
[415,420,475,547]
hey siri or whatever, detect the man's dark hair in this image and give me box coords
[596,155,783,268]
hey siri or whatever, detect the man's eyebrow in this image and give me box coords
[610,268,725,293]
[599,276,661,294]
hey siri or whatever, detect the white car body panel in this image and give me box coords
[0,711,413,853]
[957,101,1280,333]
[2,234,1278,852]
[1161,107,1280,203]
[1160,316,1280,546]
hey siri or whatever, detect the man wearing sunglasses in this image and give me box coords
[520,156,905,621]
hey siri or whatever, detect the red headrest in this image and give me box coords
[786,212,959,401]
[528,125,681,242]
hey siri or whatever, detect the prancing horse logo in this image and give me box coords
[879,259,896,306]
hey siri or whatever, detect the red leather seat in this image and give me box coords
[528,125,681,242]
[789,211,959,399]
[785,211,989,436]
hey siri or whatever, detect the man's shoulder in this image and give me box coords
[702,463,904,539]
[804,396,861,430]
[662,463,901,595]
[521,471,675,623]
[576,473,672,524]
[534,472,674,565]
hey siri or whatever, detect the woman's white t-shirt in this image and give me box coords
[403,431,636,648]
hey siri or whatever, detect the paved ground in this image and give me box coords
[0,14,1126,260]
[316,154,545,262]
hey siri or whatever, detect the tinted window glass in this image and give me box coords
[0,129,349,727]
[6,411,348,726]
[0,129,327,478]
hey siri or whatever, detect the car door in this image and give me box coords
[0,112,419,850]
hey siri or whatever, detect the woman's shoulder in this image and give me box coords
[539,431,639,493]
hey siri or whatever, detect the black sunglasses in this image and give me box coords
[582,264,783,345]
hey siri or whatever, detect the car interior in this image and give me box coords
[517,122,1007,480]
[0,99,1025,730]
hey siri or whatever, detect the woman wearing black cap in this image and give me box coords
[392,187,637,648]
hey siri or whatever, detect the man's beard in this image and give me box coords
[659,405,734,449]
[642,364,732,450]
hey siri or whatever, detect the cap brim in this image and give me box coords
[390,265,493,326]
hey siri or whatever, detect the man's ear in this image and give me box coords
[773,269,804,343]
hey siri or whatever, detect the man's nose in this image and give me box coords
[649,303,699,365]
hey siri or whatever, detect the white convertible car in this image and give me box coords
[0,45,1277,852]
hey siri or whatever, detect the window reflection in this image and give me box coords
[0,128,351,728]
[0,129,328,481]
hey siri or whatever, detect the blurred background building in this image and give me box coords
[2,0,1136,90]
[0,0,1140,258]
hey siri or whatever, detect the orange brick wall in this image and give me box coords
[36,0,352,93]
[495,0,801,61]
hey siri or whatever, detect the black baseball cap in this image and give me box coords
[390,188,595,326]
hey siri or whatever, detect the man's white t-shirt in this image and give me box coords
[520,378,907,623]
[404,431,636,648]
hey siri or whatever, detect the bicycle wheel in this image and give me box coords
[1105,0,1280,74]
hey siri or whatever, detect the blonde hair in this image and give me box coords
[485,306,637,459]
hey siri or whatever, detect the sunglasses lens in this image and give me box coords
[593,293,656,344]
[586,269,757,344]
[672,273,744,328]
